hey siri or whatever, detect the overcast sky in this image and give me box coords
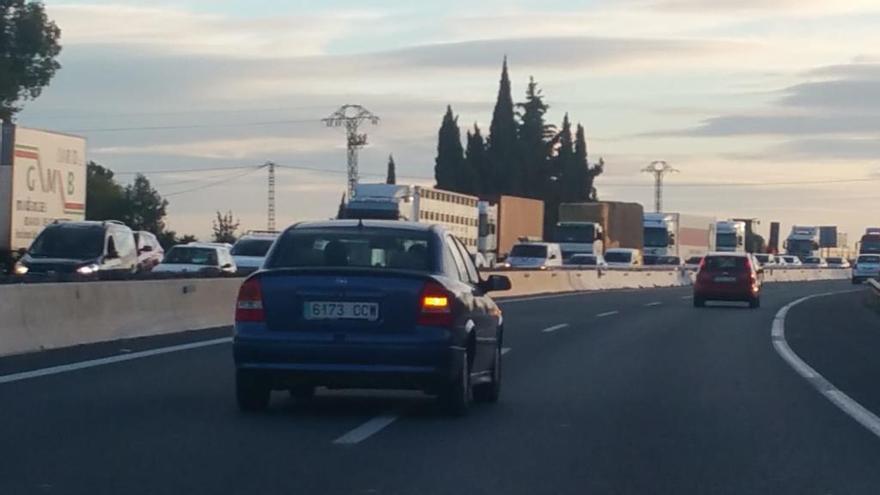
[17,0,880,242]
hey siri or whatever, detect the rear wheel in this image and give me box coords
[693,296,706,308]
[473,344,502,403]
[236,370,270,412]
[749,295,761,309]
[441,351,471,416]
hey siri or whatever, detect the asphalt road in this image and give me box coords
[2,280,880,495]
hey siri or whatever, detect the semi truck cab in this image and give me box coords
[715,221,746,253]
[785,226,820,259]
[643,213,675,257]
[554,221,604,260]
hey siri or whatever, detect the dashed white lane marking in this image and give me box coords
[596,311,620,318]
[681,295,694,300]
[772,290,880,440]
[645,302,663,307]
[333,414,399,445]
[0,337,232,385]
[501,347,512,355]
[541,323,570,333]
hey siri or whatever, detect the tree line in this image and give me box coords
[434,59,604,235]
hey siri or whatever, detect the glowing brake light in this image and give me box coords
[235,278,265,322]
[418,281,453,327]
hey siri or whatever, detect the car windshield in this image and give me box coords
[28,226,104,259]
[657,256,681,265]
[686,256,703,264]
[231,239,275,257]
[717,232,738,249]
[754,255,769,262]
[857,256,880,264]
[572,256,597,265]
[703,256,747,271]
[510,245,548,258]
[163,247,218,266]
[827,258,844,264]
[554,225,594,243]
[267,228,432,271]
[643,227,668,248]
[605,251,632,263]
[804,257,821,264]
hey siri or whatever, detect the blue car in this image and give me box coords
[233,220,511,414]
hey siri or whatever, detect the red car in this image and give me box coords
[693,252,762,308]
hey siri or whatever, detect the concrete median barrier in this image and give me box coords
[0,278,242,357]
[0,267,851,357]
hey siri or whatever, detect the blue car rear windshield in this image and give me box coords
[267,228,433,272]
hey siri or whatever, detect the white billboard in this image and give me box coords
[8,127,86,250]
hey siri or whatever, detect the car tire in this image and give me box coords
[749,296,761,309]
[693,296,706,308]
[473,344,502,404]
[288,385,316,400]
[441,351,471,416]
[236,370,270,412]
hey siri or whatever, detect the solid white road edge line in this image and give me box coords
[541,323,570,333]
[596,311,620,318]
[333,414,399,445]
[772,290,880,440]
[0,337,233,385]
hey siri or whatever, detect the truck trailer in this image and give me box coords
[343,183,480,250]
[477,195,544,265]
[642,213,716,259]
[0,123,87,269]
[555,201,643,260]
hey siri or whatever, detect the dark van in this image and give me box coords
[14,221,139,276]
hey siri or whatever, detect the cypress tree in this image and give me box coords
[464,124,487,195]
[487,57,518,195]
[516,76,553,200]
[386,154,396,185]
[556,113,578,202]
[434,105,464,191]
[571,123,590,201]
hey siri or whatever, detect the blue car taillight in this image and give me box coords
[236,278,265,322]
[417,281,453,327]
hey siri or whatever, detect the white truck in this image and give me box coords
[784,226,821,260]
[715,220,746,253]
[344,183,479,251]
[0,123,87,269]
[642,212,716,260]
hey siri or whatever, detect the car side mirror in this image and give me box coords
[549,254,558,260]
[222,263,233,269]
[140,245,153,253]
[481,274,511,292]
[105,248,119,260]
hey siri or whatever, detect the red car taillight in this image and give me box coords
[236,278,265,322]
[417,280,453,327]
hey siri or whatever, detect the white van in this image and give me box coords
[604,248,643,267]
[505,242,563,269]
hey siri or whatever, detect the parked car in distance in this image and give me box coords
[684,256,703,270]
[568,253,607,268]
[852,254,880,284]
[232,220,512,415]
[503,242,563,269]
[753,253,776,267]
[604,248,643,267]
[231,231,279,274]
[802,256,828,268]
[780,255,802,266]
[14,220,138,276]
[153,243,237,274]
[134,230,164,272]
[693,252,762,308]
[826,257,851,269]
[653,255,684,266]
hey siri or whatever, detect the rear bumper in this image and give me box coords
[694,285,758,301]
[233,330,462,391]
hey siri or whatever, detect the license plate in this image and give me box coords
[304,301,379,321]
[714,276,736,283]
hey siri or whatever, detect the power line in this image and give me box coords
[600,177,880,188]
[115,165,257,176]
[162,167,263,198]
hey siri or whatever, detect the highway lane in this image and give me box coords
[2,280,879,494]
